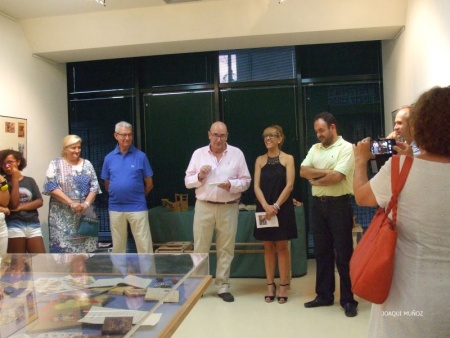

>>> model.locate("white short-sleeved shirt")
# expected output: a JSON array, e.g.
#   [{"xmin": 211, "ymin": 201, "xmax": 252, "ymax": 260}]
[{"xmin": 368, "ymin": 156, "xmax": 450, "ymax": 337}]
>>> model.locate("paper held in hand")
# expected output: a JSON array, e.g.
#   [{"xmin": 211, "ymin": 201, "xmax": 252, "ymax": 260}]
[{"xmin": 255, "ymin": 212, "xmax": 279, "ymax": 228}]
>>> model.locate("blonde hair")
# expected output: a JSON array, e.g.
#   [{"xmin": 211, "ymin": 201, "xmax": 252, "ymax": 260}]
[
  {"xmin": 61, "ymin": 135, "xmax": 82, "ymax": 156},
  {"xmin": 264, "ymin": 125, "xmax": 285, "ymax": 149}
]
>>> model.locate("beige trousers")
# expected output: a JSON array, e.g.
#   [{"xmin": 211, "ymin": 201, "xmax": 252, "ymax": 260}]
[
  {"xmin": 193, "ymin": 200, "xmax": 239, "ymax": 294},
  {"xmin": 109, "ymin": 210, "xmax": 153, "ymax": 254}
]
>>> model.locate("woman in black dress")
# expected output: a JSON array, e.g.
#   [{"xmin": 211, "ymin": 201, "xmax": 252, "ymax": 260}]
[{"xmin": 254, "ymin": 125, "xmax": 297, "ymax": 304}]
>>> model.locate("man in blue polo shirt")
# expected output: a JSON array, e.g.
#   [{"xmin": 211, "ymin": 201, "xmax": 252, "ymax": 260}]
[{"xmin": 101, "ymin": 121, "xmax": 154, "ymax": 253}]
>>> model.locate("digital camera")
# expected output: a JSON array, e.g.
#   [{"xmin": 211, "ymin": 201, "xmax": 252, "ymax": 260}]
[
  {"xmin": 370, "ymin": 138, "xmax": 396, "ymax": 156},
  {"xmin": 369, "ymin": 138, "xmax": 396, "ymax": 174}
]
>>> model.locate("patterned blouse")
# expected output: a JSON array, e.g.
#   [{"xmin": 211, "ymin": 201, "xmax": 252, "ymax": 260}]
[{"xmin": 43, "ymin": 158, "xmax": 101, "ymax": 201}]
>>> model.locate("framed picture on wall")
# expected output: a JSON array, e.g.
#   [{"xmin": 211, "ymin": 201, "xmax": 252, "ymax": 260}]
[
  {"xmin": 391, "ymin": 109, "xmax": 399, "ymax": 127},
  {"xmin": 0, "ymin": 115, "xmax": 27, "ymax": 158}
]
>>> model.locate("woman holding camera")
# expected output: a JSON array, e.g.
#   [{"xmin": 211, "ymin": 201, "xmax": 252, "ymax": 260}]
[{"xmin": 354, "ymin": 86, "xmax": 450, "ymax": 337}]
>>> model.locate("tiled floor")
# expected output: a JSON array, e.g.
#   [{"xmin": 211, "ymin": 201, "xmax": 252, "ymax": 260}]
[{"xmin": 173, "ymin": 259, "xmax": 370, "ymax": 338}]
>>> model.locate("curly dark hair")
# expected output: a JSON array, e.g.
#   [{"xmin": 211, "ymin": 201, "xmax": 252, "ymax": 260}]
[
  {"xmin": 0, "ymin": 149, "xmax": 27, "ymax": 174},
  {"xmin": 410, "ymin": 86, "xmax": 450, "ymax": 157}
]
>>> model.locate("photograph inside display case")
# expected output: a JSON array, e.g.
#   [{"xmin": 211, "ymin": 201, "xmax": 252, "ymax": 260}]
[
  {"xmin": 0, "ymin": 253, "xmax": 210, "ymax": 338},
  {"xmin": 0, "ymin": 290, "xmax": 38, "ymax": 337}
]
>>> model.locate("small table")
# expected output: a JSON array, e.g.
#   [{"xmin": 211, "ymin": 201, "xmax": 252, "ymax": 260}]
[{"xmin": 148, "ymin": 206, "xmax": 307, "ymax": 277}]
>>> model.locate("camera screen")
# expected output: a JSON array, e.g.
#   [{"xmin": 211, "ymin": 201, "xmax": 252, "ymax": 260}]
[{"xmin": 371, "ymin": 139, "xmax": 396, "ymax": 155}]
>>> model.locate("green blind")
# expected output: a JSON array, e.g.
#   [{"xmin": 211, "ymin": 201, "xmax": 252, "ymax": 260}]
[{"xmin": 144, "ymin": 91, "xmax": 215, "ymax": 206}]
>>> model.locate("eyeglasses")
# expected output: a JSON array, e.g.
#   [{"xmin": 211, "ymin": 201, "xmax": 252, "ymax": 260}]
[
  {"xmin": 2, "ymin": 160, "xmax": 17, "ymax": 167},
  {"xmin": 116, "ymin": 133, "xmax": 133, "ymax": 139},
  {"xmin": 262, "ymin": 134, "xmax": 279, "ymax": 140},
  {"xmin": 210, "ymin": 132, "xmax": 228, "ymax": 140}
]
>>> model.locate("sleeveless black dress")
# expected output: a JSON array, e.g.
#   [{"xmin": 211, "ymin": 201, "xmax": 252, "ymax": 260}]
[{"xmin": 254, "ymin": 155, "xmax": 298, "ymax": 241}]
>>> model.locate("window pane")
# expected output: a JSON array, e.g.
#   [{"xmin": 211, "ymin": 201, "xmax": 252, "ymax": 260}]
[
  {"xmin": 68, "ymin": 59, "xmax": 134, "ymax": 93},
  {"xmin": 303, "ymin": 83, "xmax": 383, "ymax": 145},
  {"xmin": 144, "ymin": 91, "xmax": 214, "ymax": 205},
  {"xmin": 302, "ymin": 82, "xmax": 383, "ymax": 256},
  {"xmin": 219, "ymin": 47, "xmax": 296, "ymax": 83},
  {"xmin": 221, "ymin": 86, "xmax": 300, "ymax": 205},
  {"xmin": 298, "ymin": 41, "xmax": 381, "ymax": 78},
  {"xmin": 140, "ymin": 52, "xmax": 213, "ymax": 88}
]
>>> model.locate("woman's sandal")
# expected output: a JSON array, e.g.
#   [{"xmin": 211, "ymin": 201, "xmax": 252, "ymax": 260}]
[
  {"xmin": 265, "ymin": 282, "xmax": 276, "ymax": 303},
  {"xmin": 278, "ymin": 283, "xmax": 289, "ymax": 304}
]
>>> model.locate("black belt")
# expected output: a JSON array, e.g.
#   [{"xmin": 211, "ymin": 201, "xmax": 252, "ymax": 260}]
[
  {"xmin": 202, "ymin": 199, "xmax": 240, "ymax": 205},
  {"xmin": 313, "ymin": 194, "xmax": 351, "ymax": 202}
]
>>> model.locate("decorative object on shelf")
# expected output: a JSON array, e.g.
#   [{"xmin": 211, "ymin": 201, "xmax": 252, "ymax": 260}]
[
  {"xmin": 161, "ymin": 193, "xmax": 188, "ymax": 211},
  {"xmin": 155, "ymin": 241, "xmax": 193, "ymax": 253},
  {"xmin": 238, "ymin": 204, "xmax": 256, "ymax": 211}
]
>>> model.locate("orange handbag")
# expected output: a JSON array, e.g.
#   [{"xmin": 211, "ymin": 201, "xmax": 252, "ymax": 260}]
[{"xmin": 350, "ymin": 155, "xmax": 413, "ymax": 304}]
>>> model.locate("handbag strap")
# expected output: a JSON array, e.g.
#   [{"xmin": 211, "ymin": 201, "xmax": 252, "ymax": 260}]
[
  {"xmin": 79, "ymin": 159, "xmax": 86, "ymax": 203},
  {"xmin": 386, "ymin": 155, "xmax": 414, "ymax": 228}
]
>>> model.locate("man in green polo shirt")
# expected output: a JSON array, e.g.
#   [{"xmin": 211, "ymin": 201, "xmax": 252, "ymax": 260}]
[{"xmin": 300, "ymin": 112, "xmax": 358, "ymax": 317}]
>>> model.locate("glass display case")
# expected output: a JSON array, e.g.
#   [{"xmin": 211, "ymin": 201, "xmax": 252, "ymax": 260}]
[{"xmin": 0, "ymin": 253, "xmax": 210, "ymax": 338}]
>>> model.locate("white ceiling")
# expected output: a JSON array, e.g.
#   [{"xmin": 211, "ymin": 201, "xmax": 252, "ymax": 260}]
[
  {"xmin": 0, "ymin": 0, "xmax": 407, "ymax": 64},
  {"xmin": 0, "ymin": 0, "xmax": 223, "ymax": 19}
]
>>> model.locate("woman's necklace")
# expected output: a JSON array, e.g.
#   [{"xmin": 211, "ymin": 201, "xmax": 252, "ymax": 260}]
[{"xmin": 267, "ymin": 151, "xmax": 280, "ymax": 165}]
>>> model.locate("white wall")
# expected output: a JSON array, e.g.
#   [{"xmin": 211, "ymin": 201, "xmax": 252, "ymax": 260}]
[
  {"xmin": 20, "ymin": 0, "xmax": 407, "ymax": 63},
  {"xmin": 0, "ymin": 15, "xmax": 68, "ymax": 250},
  {"xmin": 382, "ymin": 0, "xmax": 450, "ymax": 133}
]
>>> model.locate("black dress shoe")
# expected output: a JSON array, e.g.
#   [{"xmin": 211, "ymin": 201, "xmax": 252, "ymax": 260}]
[
  {"xmin": 304, "ymin": 297, "xmax": 334, "ymax": 308},
  {"xmin": 218, "ymin": 292, "xmax": 235, "ymax": 302},
  {"xmin": 343, "ymin": 303, "xmax": 358, "ymax": 317}
]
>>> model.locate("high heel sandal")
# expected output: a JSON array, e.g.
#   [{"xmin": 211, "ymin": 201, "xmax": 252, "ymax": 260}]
[
  {"xmin": 277, "ymin": 283, "xmax": 289, "ymax": 304},
  {"xmin": 265, "ymin": 283, "xmax": 276, "ymax": 303}
]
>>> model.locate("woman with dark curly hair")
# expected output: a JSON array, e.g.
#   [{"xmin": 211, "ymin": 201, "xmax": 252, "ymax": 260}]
[
  {"xmin": 0, "ymin": 149, "xmax": 45, "ymax": 253},
  {"xmin": 353, "ymin": 86, "xmax": 450, "ymax": 337},
  {"xmin": 43, "ymin": 135, "xmax": 101, "ymax": 253}
]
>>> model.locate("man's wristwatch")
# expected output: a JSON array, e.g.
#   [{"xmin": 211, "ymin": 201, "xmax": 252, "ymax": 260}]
[{"xmin": 0, "ymin": 179, "xmax": 8, "ymax": 192}]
